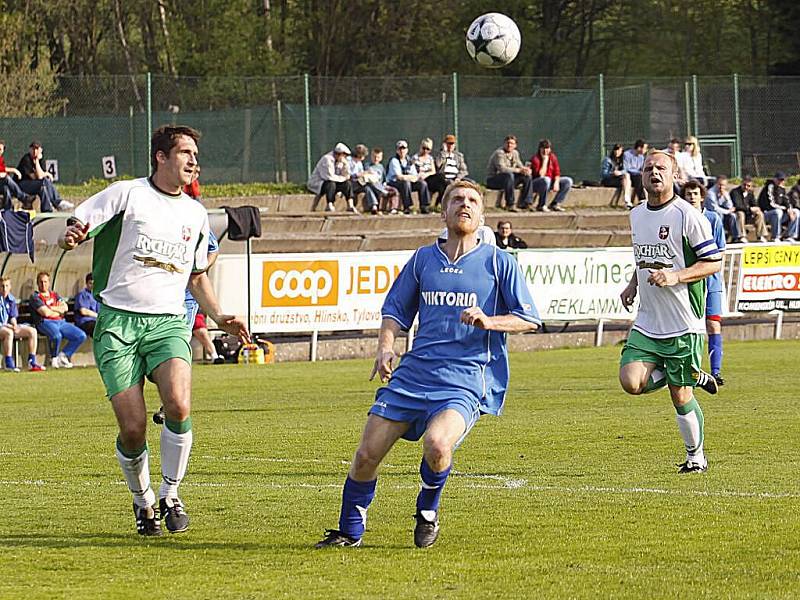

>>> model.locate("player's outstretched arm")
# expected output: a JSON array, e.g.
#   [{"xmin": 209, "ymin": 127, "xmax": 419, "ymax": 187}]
[
  {"xmin": 370, "ymin": 317, "xmax": 402, "ymax": 382},
  {"xmin": 460, "ymin": 306, "xmax": 538, "ymax": 333},
  {"xmin": 188, "ymin": 271, "xmax": 251, "ymax": 343}
]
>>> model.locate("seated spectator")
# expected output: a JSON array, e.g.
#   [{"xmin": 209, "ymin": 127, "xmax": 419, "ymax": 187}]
[
  {"xmin": 683, "ymin": 135, "xmax": 715, "ymax": 189},
  {"xmin": 486, "ymin": 134, "xmax": 533, "ymax": 211},
  {"xmin": 16, "ymin": 141, "xmax": 73, "ymax": 212},
  {"xmin": 601, "ymin": 144, "xmax": 633, "ymax": 209},
  {"xmin": 530, "ymin": 139, "xmax": 572, "ymax": 212},
  {"xmin": 74, "ymin": 272, "xmax": 98, "ymax": 337},
  {"xmin": 308, "ymin": 142, "xmax": 355, "ymax": 212},
  {"xmin": 360, "ymin": 147, "xmax": 388, "ymax": 215},
  {"xmin": 0, "ymin": 276, "xmax": 44, "ymax": 372},
  {"xmin": 495, "ymin": 220, "xmax": 528, "ymax": 250},
  {"xmin": 192, "ymin": 311, "xmax": 225, "ymax": 364},
  {"xmin": 666, "ymin": 137, "xmax": 692, "ymax": 196},
  {"xmin": 730, "ymin": 176, "xmax": 767, "ymax": 243},
  {"xmin": 387, "ymin": 140, "xmax": 431, "ymax": 214},
  {"xmin": 428, "ymin": 134, "xmax": 470, "ymax": 208},
  {"xmin": 29, "ymin": 271, "xmax": 86, "ymax": 369},
  {"xmin": 758, "ymin": 171, "xmax": 798, "ymax": 242},
  {"xmin": 348, "ymin": 144, "xmax": 372, "ymax": 214},
  {"xmin": 623, "ymin": 139, "xmax": 648, "ymax": 203},
  {"xmin": 704, "ymin": 175, "xmax": 746, "ymax": 243},
  {"xmin": 412, "ymin": 138, "xmax": 436, "ymax": 185},
  {"xmin": 0, "ymin": 141, "xmax": 34, "ymax": 210}
]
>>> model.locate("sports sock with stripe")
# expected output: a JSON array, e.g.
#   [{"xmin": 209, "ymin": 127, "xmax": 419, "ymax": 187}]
[
  {"xmin": 159, "ymin": 417, "xmax": 193, "ymax": 499},
  {"xmin": 115, "ymin": 437, "xmax": 156, "ymax": 508},
  {"xmin": 675, "ymin": 396, "xmax": 705, "ymax": 463},
  {"xmin": 338, "ymin": 476, "xmax": 377, "ymax": 540},
  {"xmin": 416, "ymin": 458, "xmax": 451, "ymax": 518}
]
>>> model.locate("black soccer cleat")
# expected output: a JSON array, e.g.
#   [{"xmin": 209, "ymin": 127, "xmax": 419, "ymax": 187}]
[
  {"xmin": 677, "ymin": 460, "xmax": 708, "ymax": 474},
  {"xmin": 693, "ymin": 369, "xmax": 718, "ymax": 395},
  {"xmin": 134, "ymin": 502, "xmax": 162, "ymax": 536},
  {"xmin": 413, "ymin": 511, "xmax": 440, "ymax": 548},
  {"xmin": 159, "ymin": 497, "xmax": 190, "ymax": 533},
  {"xmin": 314, "ymin": 529, "xmax": 362, "ymax": 549},
  {"xmin": 713, "ymin": 372, "xmax": 725, "ymax": 386},
  {"xmin": 152, "ymin": 406, "xmax": 165, "ymax": 425}
]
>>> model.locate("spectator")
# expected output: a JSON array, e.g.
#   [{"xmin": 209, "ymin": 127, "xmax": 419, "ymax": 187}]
[
  {"xmin": 183, "ymin": 164, "xmax": 201, "ymax": 199},
  {"xmin": 0, "ymin": 141, "xmax": 34, "ymax": 210},
  {"xmin": 730, "ymin": 176, "xmax": 767, "ymax": 243},
  {"xmin": 412, "ymin": 138, "xmax": 436, "ymax": 185},
  {"xmin": 28, "ymin": 271, "xmax": 86, "ymax": 369},
  {"xmin": 530, "ymin": 139, "xmax": 572, "ymax": 212},
  {"xmin": 348, "ymin": 144, "xmax": 372, "ymax": 213},
  {"xmin": 192, "ymin": 311, "xmax": 225, "ymax": 364},
  {"xmin": 666, "ymin": 138, "xmax": 692, "ymax": 196},
  {"xmin": 486, "ymin": 134, "xmax": 533, "ymax": 211},
  {"xmin": 74, "ymin": 272, "xmax": 99, "ymax": 337},
  {"xmin": 363, "ymin": 147, "xmax": 389, "ymax": 215},
  {"xmin": 623, "ymin": 139, "xmax": 648, "ymax": 203},
  {"xmin": 0, "ymin": 276, "xmax": 44, "ymax": 372},
  {"xmin": 308, "ymin": 142, "xmax": 354, "ymax": 212},
  {"xmin": 704, "ymin": 175, "xmax": 746, "ymax": 243},
  {"xmin": 429, "ymin": 134, "xmax": 470, "ymax": 208},
  {"xmin": 16, "ymin": 141, "xmax": 73, "ymax": 212},
  {"xmin": 758, "ymin": 171, "xmax": 797, "ymax": 242},
  {"xmin": 387, "ymin": 140, "xmax": 431, "ymax": 214},
  {"xmin": 495, "ymin": 220, "xmax": 528, "ymax": 250},
  {"xmin": 683, "ymin": 135, "xmax": 715, "ymax": 189},
  {"xmin": 601, "ymin": 144, "xmax": 633, "ymax": 209}
]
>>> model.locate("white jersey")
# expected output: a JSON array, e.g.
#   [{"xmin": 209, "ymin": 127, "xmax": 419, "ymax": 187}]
[
  {"xmin": 74, "ymin": 178, "xmax": 210, "ymax": 315},
  {"xmin": 629, "ymin": 197, "xmax": 721, "ymax": 338}
]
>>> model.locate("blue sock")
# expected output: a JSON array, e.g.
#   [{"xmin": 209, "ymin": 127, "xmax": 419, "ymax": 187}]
[
  {"xmin": 416, "ymin": 458, "xmax": 451, "ymax": 514},
  {"xmin": 4, "ymin": 356, "xmax": 15, "ymax": 369},
  {"xmin": 708, "ymin": 333, "xmax": 723, "ymax": 375},
  {"xmin": 338, "ymin": 476, "xmax": 377, "ymax": 540},
  {"xmin": 27, "ymin": 353, "xmax": 36, "ymax": 366}
]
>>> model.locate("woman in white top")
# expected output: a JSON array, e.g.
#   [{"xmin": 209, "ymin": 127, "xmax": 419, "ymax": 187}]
[{"xmin": 683, "ymin": 135, "xmax": 715, "ymax": 189}]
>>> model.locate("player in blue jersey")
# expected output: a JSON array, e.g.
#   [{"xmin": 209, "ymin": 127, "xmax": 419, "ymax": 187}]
[
  {"xmin": 682, "ymin": 180, "xmax": 726, "ymax": 385},
  {"xmin": 315, "ymin": 181, "xmax": 540, "ymax": 549}
]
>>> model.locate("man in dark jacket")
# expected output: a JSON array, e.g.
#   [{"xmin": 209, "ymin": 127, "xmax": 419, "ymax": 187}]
[
  {"xmin": 730, "ymin": 176, "xmax": 766, "ymax": 242},
  {"xmin": 495, "ymin": 220, "xmax": 528, "ymax": 250},
  {"xmin": 758, "ymin": 172, "xmax": 798, "ymax": 241}
]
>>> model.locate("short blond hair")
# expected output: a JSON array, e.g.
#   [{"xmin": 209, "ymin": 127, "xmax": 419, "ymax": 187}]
[
  {"xmin": 0, "ymin": 276, "xmax": 10, "ymax": 285},
  {"xmin": 645, "ymin": 149, "xmax": 677, "ymax": 172},
  {"xmin": 441, "ymin": 180, "xmax": 483, "ymax": 210}
]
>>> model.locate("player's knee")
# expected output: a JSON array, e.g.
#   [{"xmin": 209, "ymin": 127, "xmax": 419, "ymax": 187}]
[
  {"xmin": 619, "ymin": 372, "xmax": 644, "ymax": 395},
  {"xmin": 352, "ymin": 445, "xmax": 381, "ymax": 472},
  {"xmin": 423, "ymin": 438, "xmax": 452, "ymax": 470},
  {"xmin": 118, "ymin": 422, "xmax": 147, "ymax": 449},
  {"xmin": 164, "ymin": 397, "xmax": 191, "ymax": 422}
]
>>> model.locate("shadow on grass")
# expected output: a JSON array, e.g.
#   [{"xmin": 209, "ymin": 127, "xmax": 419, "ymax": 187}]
[{"xmin": 0, "ymin": 533, "xmax": 310, "ymax": 551}]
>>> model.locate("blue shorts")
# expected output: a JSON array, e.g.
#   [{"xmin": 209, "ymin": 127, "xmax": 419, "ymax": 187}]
[
  {"xmin": 369, "ymin": 386, "xmax": 481, "ymax": 443},
  {"xmin": 185, "ymin": 298, "xmax": 199, "ymax": 326},
  {"xmin": 705, "ymin": 290, "xmax": 723, "ymax": 319}
]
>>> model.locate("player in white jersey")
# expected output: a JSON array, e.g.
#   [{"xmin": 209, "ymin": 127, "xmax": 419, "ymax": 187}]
[
  {"xmin": 59, "ymin": 126, "xmax": 249, "ymax": 536},
  {"xmin": 618, "ymin": 150, "xmax": 722, "ymax": 474}
]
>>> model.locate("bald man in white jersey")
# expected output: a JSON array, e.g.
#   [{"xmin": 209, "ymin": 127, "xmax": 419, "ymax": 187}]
[{"xmin": 619, "ymin": 150, "xmax": 721, "ymax": 474}]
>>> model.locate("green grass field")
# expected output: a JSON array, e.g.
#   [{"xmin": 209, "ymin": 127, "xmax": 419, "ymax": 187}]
[{"xmin": 1, "ymin": 340, "xmax": 799, "ymax": 599}]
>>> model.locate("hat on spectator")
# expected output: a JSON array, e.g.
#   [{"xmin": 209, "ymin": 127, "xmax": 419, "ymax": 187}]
[
  {"xmin": 443, "ymin": 134, "xmax": 457, "ymax": 143},
  {"xmin": 420, "ymin": 138, "xmax": 433, "ymax": 150},
  {"xmin": 775, "ymin": 171, "xmax": 787, "ymax": 180},
  {"xmin": 396, "ymin": 140, "xmax": 408, "ymax": 149},
  {"xmin": 333, "ymin": 142, "xmax": 351, "ymax": 155}
]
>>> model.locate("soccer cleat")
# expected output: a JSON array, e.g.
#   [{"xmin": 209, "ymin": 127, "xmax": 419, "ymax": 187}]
[
  {"xmin": 314, "ymin": 529, "xmax": 362, "ymax": 549},
  {"xmin": 57, "ymin": 352, "xmax": 74, "ymax": 369},
  {"xmin": 133, "ymin": 502, "xmax": 163, "ymax": 536},
  {"xmin": 159, "ymin": 497, "xmax": 190, "ymax": 533},
  {"xmin": 693, "ymin": 369, "xmax": 718, "ymax": 395},
  {"xmin": 677, "ymin": 460, "xmax": 708, "ymax": 474},
  {"xmin": 713, "ymin": 372, "xmax": 725, "ymax": 386},
  {"xmin": 152, "ymin": 406, "xmax": 165, "ymax": 425},
  {"xmin": 413, "ymin": 511, "xmax": 440, "ymax": 548}
]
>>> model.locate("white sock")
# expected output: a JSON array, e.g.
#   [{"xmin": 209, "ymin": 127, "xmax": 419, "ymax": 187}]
[
  {"xmin": 159, "ymin": 426, "xmax": 193, "ymax": 499},
  {"xmin": 676, "ymin": 412, "xmax": 704, "ymax": 463},
  {"xmin": 116, "ymin": 443, "xmax": 156, "ymax": 508}
]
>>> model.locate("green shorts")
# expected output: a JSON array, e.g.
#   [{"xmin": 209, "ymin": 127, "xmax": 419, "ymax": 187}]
[
  {"xmin": 93, "ymin": 304, "xmax": 191, "ymax": 398},
  {"xmin": 620, "ymin": 329, "xmax": 703, "ymax": 388}
]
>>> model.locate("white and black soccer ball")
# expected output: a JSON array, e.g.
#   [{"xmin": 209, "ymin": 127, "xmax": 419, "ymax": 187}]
[{"xmin": 465, "ymin": 13, "xmax": 521, "ymax": 68}]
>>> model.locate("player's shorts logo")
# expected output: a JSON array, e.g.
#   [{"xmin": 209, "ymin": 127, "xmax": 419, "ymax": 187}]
[
  {"xmin": 658, "ymin": 225, "xmax": 670, "ymax": 240},
  {"xmin": 261, "ymin": 260, "xmax": 338, "ymax": 307}
]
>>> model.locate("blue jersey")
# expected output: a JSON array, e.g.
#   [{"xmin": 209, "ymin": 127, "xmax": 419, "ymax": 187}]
[
  {"xmin": 703, "ymin": 209, "xmax": 725, "ymax": 294},
  {"xmin": 381, "ymin": 241, "xmax": 540, "ymax": 416}
]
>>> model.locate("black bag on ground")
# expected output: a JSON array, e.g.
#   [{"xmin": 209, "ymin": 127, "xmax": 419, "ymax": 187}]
[{"xmin": 213, "ymin": 335, "xmax": 242, "ymax": 363}]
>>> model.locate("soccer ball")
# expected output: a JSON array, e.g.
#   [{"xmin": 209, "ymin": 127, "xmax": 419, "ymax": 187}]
[{"xmin": 465, "ymin": 13, "xmax": 521, "ymax": 68}]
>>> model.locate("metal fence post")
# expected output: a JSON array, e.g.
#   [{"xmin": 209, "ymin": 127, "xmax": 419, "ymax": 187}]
[
  {"xmin": 733, "ymin": 73, "xmax": 742, "ymax": 178},
  {"xmin": 598, "ymin": 74, "xmax": 605, "ymax": 157},
  {"xmin": 692, "ymin": 74, "xmax": 699, "ymax": 137},
  {"xmin": 146, "ymin": 72, "xmax": 152, "ymax": 176},
  {"xmin": 684, "ymin": 80, "xmax": 692, "ymax": 135},
  {"xmin": 304, "ymin": 73, "xmax": 311, "ymax": 180},
  {"xmin": 452, "ymin": 72, "xmax": 459, "ymax": 142}
]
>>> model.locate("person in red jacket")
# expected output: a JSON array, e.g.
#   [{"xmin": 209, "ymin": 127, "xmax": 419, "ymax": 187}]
[{"xmin": 530, "ymin": 139, "xmax": 573, "ymax": 212}]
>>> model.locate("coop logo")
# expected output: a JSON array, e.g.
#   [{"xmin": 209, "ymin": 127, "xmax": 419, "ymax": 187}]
[{"xmin": 261, "ymin": 260, "xmax": 338, "ymax": 307}]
